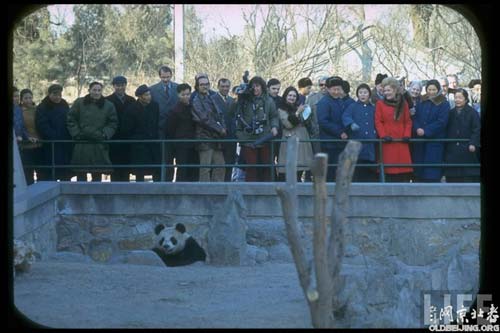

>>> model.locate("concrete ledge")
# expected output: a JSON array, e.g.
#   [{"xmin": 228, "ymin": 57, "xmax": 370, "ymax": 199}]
[
  {"xmin": 59, "ymin": 182, "xmax": 480, "ymax": 197},
  {"xmin": 14, "ymin": 182, "xmax": 60, "ymax": 217},
  {"xmin": 57, "ymin": 183, "xmax": 480, "ymax": 219}
]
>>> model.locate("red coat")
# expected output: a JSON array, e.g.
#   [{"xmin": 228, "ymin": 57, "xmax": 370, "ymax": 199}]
[{"xmin": 375, "ymin": 100, "xmax": 413, "ymax": 174}]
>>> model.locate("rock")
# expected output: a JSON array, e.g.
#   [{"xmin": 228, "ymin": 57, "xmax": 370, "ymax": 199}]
[
  {"xmin": 14, "ymin": 239, "xmax": 36, "ymax": 274},
  {"xmin": 267, "ymin": 244, "xmax": 292, "ymax": 263},
  {"xmin": 246, "ymin": 219, "xmax": 288, "ymax": 247},
  {"xmin": 207, "ymin": 191, "xmax": 248, "ymax": 266},
  {"xmin": 88, "ymin": 239, "xmax": 114, "ymax": 263},
  {"xmin": 244, "ymin": 245, "xmax": 257, "ymax": 266},
  {"xmin": 117, "ymin": 235, "xmax": 155, "ymax": 251},
  {"xmin": 255, "ymin": 248, "xmax": 269, "ymax": 264},
  {"xmin": 123, "ymin": 250, "xmax": 165, "ymax": 266},
  {"xmin": 48, "ymin": 251, "xmax": 93, "ymax": 263}
]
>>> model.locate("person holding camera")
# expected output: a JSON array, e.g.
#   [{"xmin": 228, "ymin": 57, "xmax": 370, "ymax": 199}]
[
  {"xmin": 233, "ymin": 76, "xmax": 279, "ymax": 182},
  {"xmin": 191, "ymin": 76, "xmax": 227, "ymax": 182}
]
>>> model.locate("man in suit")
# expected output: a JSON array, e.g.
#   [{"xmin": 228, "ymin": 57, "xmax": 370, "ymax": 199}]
[
  {"xmin": 149, "ymin": 66, "xmax": 179, "ymax": 181},
  {"xmin": 212, "ymin": 78, "xmax": 236, "ymax": 181}
]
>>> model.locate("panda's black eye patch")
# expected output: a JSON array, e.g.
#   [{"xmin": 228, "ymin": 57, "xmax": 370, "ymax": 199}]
[
  {"xmin": 170, "ymin": 237, "xmax": 178, "ymax": 245},
  {"xmin": 159, "ymin": 237, "xmax": 165, "ymax": 245}
]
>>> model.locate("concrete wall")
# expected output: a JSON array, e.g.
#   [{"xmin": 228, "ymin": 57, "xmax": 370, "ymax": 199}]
[{"xmin": 13, "ymin": 182, "xmax": 481, "ymax": 328}]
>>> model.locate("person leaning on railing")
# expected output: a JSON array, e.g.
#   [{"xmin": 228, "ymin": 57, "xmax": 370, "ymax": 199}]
[
  {"xmin": 231, "ymin": 76, "xmax": 279, "ymax": 182},
  {"xmin": 121, "ymin": 84, "xmax": 161, "ymax": 182},
  {"xmin": 66, "ymin": 81, "xmax": 118, "ymax": 182},
  {"xmin": 444, "ymin": 88, "xmax": 480, "ymax": 183},
  {"xmin": 276, "ymin": 86, "xmax": 313, "ymax": 182},
  {"xmin": 342, "ymin": 83, "xmax": 378, "ymax": 182},
  {"xmin": 35, "ymin": 84, "xmax": 74, "ymax": 181},
  {"xmin": 411, "ymin": 79, "xmax": 450, "ymax": 183},
  {"xmin": 374, "ymin": 77, "xmax": 413, "ymax": 183},
  {"xmin": 18, "ymin": 89, "xmax": 45, "ymax": 184}
]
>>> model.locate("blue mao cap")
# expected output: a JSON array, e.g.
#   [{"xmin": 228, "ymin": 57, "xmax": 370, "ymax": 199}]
[
  {"xmin": 112, "ymin": 75, "xmax": 127, "ymax": 85},
  {"xmin": 135, "ymin": 84, "xmax": 150, "ymax": 97}
]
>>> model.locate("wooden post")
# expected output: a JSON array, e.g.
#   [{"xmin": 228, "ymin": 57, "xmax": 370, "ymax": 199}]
[{"xmin": 276, "ymin": 138, "xmax": 361, "ymax": 328}]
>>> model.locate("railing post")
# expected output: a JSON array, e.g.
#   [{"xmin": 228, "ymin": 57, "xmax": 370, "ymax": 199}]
[
  {"xmin": 161, "ymin": 140, "xmax": 165, "ymax": 182},
  {"xmin": 378, "ymin": 139, "xmax": 385, "ymax": 183},
  {"xmin": 270, "ymin": 139, "xmax": 275, "ymax": 182},
  {"xmin": 51, "ymin": 141, "xmax": 56, "ymax": 181}
]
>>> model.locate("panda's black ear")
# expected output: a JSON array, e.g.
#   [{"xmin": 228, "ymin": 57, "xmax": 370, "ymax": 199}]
[
  {"xmin": 175, "ymin": 223, "xmax": 186, "ymax": 233},
  {"xmin": 154, "ymin": 224, "xmax": 165, "ymax": 235}
]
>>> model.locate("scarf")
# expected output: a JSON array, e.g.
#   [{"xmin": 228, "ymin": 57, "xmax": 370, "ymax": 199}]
[{"xmin": 383, "ymin": 92, "xmax": 405, "ymax": 121}]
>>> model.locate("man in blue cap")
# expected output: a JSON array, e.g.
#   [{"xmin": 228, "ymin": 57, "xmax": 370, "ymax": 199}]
[
  {"xmin": 121, "ymin": 84, "xmax": 161, "ymax": 182},
  {"xmin": 106, "ymin": 75, "xmax": 136, "ymax": 181}
]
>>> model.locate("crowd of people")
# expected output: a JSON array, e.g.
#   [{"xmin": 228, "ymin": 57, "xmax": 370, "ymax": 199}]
[{"xmin": 13, "ymin": 67, "xmax": 481, "ymax": 184}]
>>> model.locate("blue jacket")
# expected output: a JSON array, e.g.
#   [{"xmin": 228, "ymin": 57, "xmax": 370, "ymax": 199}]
[
  {"xmin": 14, "ymin": 104, "xmax": 28, "ymax": 140},
  {"xmin": 342, "ymin": 100, "xmax": 376, "ymax": 162},
  {"xmin": 317, "ymin": 94, "xmax": 348, "ymax": 150},
  {"xmin": 149, "ymin": 80, "xmax": 179, "ymax": 138},
  {"xmin": 412, "ymin": 94, "xmax": 450, "ymax": 180},
  {"xmin": 35, "ymin": 97, "xmax": 73, "ymax": 166}
]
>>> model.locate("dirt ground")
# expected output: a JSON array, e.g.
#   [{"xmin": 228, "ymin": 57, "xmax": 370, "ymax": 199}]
[{"xmin": 13, "ymin": 260, "xmax": 312, "ymax": 328}]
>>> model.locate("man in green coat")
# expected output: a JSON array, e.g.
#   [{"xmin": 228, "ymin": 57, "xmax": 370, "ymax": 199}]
[{"xmin": 67, "ymin": 81, "xmax": 118, "ymax": 181}]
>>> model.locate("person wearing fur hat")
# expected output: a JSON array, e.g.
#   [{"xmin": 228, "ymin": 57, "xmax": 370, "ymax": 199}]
[
  {"xmin": 106, "ymin": 75, "xmax": 136, "ymax": 181},
  {"xmin": 374, "ymin": 77, "xmax": 413, "ymax": 182},
  {"xmin": 317, "ymin": 76, "xmax": 349, "ymax": 181},
  {"xmin": 371, "ymin": 73, "xmax": 388, "ymax": 104},
  {"xmin": 411, "ymin": 79, "xmax": 450, "ymax": 182},
  {"xmin": 468, "ymin": 79, "xmax": 481, "ymax": 114},
  {"xmin": 120, "ymin": 84, "xmax": 161, "ymax": 182},
  {"xmin": 66, "ymin": 82, "xmax": 118, "ymax": 181}
]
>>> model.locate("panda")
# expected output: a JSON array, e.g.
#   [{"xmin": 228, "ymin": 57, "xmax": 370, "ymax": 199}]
[{"xmin": 152, "ymin": 223, "xmax": 206, "ymax": 267}]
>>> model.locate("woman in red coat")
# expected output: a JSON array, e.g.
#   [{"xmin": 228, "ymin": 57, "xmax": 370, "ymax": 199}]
[{"xmin": 375, "ymin": 77, "xmax": 414, "ymax": 182}]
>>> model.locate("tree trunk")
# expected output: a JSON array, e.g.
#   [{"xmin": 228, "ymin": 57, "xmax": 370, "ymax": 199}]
[{"xmin": 276, "ymin": 138, "xmax": 361, "ymax": 328}]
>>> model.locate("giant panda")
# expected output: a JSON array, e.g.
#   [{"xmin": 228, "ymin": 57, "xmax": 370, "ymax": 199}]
[{"xmin": 152, "ymin": 223, "xmax": 206, "ymax": 267}]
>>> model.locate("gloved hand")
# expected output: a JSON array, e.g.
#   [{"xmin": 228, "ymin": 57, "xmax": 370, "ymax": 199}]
[
  {"xmin": 383, "ymin": 136, "xmax": 393, "ymax": 142},
  {"xmin": 402, "ymin": 137, "xmax": 411, "ymax": 143},
  {"xmin": 350, "ymin": 123, "xmax": 360, "ymax": 132}
]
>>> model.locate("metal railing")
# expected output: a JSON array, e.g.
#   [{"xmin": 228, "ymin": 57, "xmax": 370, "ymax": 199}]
[{"xmin": 19, "ymin": 137, "xmax": 480, "ymax": 183}]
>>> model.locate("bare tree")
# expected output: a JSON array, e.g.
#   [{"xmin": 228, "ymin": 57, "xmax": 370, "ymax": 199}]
[{"xmin": 276, "ymin": 137, "xmax": 361, "ymax": 328}]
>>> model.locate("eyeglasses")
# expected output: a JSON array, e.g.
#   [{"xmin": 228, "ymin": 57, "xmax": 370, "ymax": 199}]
[
  {"xmin": 199, "ymin": 83, "xmax": 210, "ymax": 87},
  {"xmin": 319, "ymin": 84, "xmax": 325, "ymax": 87}
]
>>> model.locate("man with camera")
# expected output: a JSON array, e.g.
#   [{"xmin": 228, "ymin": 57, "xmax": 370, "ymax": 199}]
[
  {"xmin": 233, "ymin": 76, "xmax": 279, "ymax": 182},
  {"xmin": 191, "ymin": 76, "xmax": 227, "ymax": 182}
]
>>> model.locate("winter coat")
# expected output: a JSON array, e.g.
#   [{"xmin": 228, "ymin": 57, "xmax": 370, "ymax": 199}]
[
  {"xmin": 14, "ymin": 104, "xmax": 29, "ymax": 140},
  {"xmin": 35, "ymin": 97, "xmax": 73, "ymax": 168},
  {"xmin": 191, "ymin": 92, "xmax": 227, "ymax": 151},
  {"xmin": 106, "ymin": 93, "xmax": 136, "ymax": 165},
  {"xmin": 149, "ymin": 81, "xmax": 179, "ymax": 139},
  {"xmin": 121, "ymin": 100, "xmax": 161, "ymax": 168},
  {"xmin": 19, "ymin": 104, "xmax": 42, "ymax": 150},
  {"xmin": 374, "ymin": 99, "xmax": 413, "ymax": 174},
  {"xmin": 342, "ymin": 100, "xmax": 377, "ymax": 162},
  {"xmin": 411, "ymin": 94, "xmax": 450, "ymax": 181},
  {"xmin": 317, "ymin": 94, "xmax": 348, "ymax": 151},
  {"xmin": 444, "ymin": 104, "xmax": 480, "ymax": 178},
  {"xmin": 212, "ymin": 93, "xmax": 236, "ymax": 139},
  {"xmin": 277, "ymin": 103, "xmax": 313, "ymax": 173},
  {"xmin": 305, "ymin": 92, "xmax": 325, "ymax": 154},
  {"xmin": 167, "ymin": 102, "xmax": 196, "ymax": 140},
  {"xmin": 66, "ymin": 95, "xmax": 118, "ymax": 172},
  {"xmin": 232, "ymin": 93, "xmax": 279, "ymax": 147}
]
